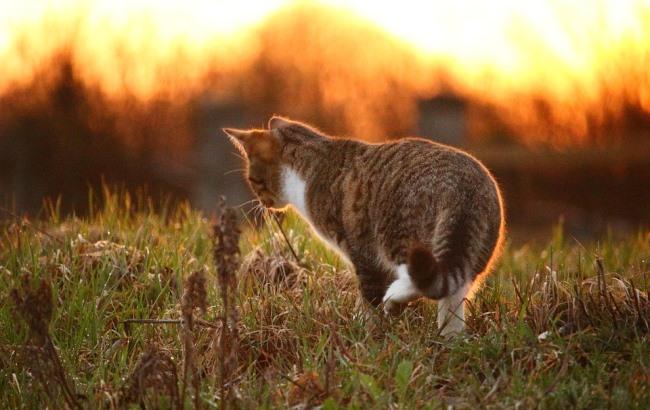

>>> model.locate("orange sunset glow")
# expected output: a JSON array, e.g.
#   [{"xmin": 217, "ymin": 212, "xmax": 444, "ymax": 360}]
[
  {"xmin": 3, "ymin": 5, "xmax": 650, "ymax": 406},
  {"xmin": 1, "ymin": 0, "xmax": 650, "ymax": 144}
]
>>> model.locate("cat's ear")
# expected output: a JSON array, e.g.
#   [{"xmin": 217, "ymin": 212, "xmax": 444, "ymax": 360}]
[
  {"xmin": 222, "ymin": 128, "xmax": 279, "ymax": 160},
  {"xmin": 268, "ymin": 116, "xmax": 326, "ymax": 143},
  {"xmin": 222, "ymin": 128, "xmax": 250, "ymax": 142},
  {"xmin": 222, "ymin": 128, "xmax": 251, "ymax": 155},
  {"xmin": 268, "ymin": 115, "xmax": 292, "ymax": 130}
]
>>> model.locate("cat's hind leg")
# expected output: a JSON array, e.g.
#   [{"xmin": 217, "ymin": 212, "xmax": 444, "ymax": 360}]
[
  {"xmin": 383, "ymin": 264, "xmax": 422, "ymax": 314},
  {"xmin": 436, "ymin": 281, "xmax": 471, "ymax": 336}
]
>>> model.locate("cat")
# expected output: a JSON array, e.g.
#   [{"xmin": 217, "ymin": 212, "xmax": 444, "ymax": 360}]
[{"xmin": 223, "ymin": 116, "xmax": 505, "ymax": 335}]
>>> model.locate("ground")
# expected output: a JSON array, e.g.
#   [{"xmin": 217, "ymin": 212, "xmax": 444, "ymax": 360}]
[{"xmin": 1, "ymin": 191, "xmax": 648, "ymax": 409}]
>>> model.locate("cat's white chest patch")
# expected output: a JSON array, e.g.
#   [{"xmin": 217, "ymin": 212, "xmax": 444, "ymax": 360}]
[
  {"xmin": 281, "ymin": 166, "xmax": 309, "ymax": 218},
  {"xmin": 280, "ymin": 166, "xmax": 351, "ymax": 265}
]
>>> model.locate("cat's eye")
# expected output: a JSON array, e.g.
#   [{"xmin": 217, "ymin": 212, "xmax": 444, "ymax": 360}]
[{"xmin": 248, "ymin": 177, "xmax": 266, "ymax": 189}]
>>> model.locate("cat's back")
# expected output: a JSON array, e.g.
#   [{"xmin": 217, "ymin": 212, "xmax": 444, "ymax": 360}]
[
  {"xmin": 360, "ymin": 137, "xmax": 498, "ymax": 198},
  {"xmin": 327, "ymin": 136, "xmax": 502, "ymax": 218},
  {"xmin": 336, "ymin": 137, "xmax": 504, "ymax": 274}
]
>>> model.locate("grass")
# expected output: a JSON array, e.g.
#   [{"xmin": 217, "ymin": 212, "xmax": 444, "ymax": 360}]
[{"xmin": 1, "ymin": 190, "xmax": 649, "ymax": 409}]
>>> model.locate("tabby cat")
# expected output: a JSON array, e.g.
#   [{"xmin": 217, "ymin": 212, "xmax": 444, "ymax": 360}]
[{"xmin": 223, "ymin": 117, "xmax": 505, "ymax": 335}]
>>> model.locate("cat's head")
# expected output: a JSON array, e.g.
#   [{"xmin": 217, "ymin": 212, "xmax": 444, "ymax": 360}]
[{"xmin": 223, "ymin": 116, "xmax": 324, "ymax": 210}]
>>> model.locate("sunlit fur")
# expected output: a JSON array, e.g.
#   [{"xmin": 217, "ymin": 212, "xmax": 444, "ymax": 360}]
[
  {"xmin": 224, "ymin": 116, "xmax": 505, "ymax": 335},
  {"xmin": 223, "ymin": 127, "xmax": 284, "ymax": 210}
]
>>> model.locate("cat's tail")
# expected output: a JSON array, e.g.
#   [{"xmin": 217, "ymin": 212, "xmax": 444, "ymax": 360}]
[{"xmin": 407, "ymin": 242, "xmax": 463, "ymax": 299}]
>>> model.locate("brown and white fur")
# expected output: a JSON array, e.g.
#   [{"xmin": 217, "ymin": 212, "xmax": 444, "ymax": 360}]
[{"xmin": 224, "ymin": 116, "xmax": 505, "ymax": 336}]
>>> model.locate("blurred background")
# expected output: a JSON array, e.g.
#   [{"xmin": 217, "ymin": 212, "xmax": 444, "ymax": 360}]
[{"xmin": 1, "ymin": 0, "xmax": 649, "ymax": 242}]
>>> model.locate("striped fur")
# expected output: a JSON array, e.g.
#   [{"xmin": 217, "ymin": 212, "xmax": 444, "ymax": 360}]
[{"xmin": 224, "ymin": 116, "xmax": 505, "ymax": 334}]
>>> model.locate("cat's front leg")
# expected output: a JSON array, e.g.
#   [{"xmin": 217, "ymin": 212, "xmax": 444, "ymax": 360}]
[{"xmin": 353, "ymin": 261, "xmax": 391, "ymax": 307}]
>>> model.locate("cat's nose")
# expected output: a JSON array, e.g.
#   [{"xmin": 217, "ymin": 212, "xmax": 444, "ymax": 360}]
[{"xmin": 261, "ymin": 195, "xmax": 275, "ymax": 208}]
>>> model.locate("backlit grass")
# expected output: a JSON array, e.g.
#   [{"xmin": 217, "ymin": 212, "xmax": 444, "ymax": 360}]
[{"xmin": 1, "ymin": 191, "xmax": 648, "ymax": 408}]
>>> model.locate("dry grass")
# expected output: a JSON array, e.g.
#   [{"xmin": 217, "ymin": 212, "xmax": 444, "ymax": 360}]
[
  {"xmin": 0, "ymin": 190, "xmax": 648, "ymax": 408},
  {"xmin": 10, "ymin": 275, "xmax": 82, "ymax": 409}
]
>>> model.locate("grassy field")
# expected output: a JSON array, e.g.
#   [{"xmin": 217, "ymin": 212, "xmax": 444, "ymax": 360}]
[{"xmin": 1, "ymin": 191, "xmax": 649, "ymax": 409}]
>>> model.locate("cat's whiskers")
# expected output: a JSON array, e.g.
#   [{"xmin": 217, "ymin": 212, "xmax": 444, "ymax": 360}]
[
  {"xmin": 223, "ymin": 168, "xmax": 246, "ymax": 176},
  {"xmin": 243, "ymin": 202, "xmax": 265, "ymax": 223},
  {"xmin": 234, "ymin": 198, "xmax": 261, "ymax": 209},
  {"xmin": 229, "ymin": 151, "xmax": 247, "ymax": 162}
]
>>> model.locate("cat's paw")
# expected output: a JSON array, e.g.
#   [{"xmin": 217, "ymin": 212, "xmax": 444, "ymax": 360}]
[
  {"xmin": 382, "ymin": 277, "xmax": 419, "ymax": 315},
  {"xmin": 382, "ymin": 299, "xmax": 402, "ymax": 315},
  {"xmin": 439, "ymin": 322, "xmax": 466, "ymax": 338}
]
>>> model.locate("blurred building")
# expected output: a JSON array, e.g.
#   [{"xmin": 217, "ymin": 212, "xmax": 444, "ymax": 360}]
[
  {"xmin": 193, "ymin": 96, "xmax": 254, "ymax": 214},
  {"xmin": 417, "ymin": 94, "xmax": 468, "ymax": 146}
]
